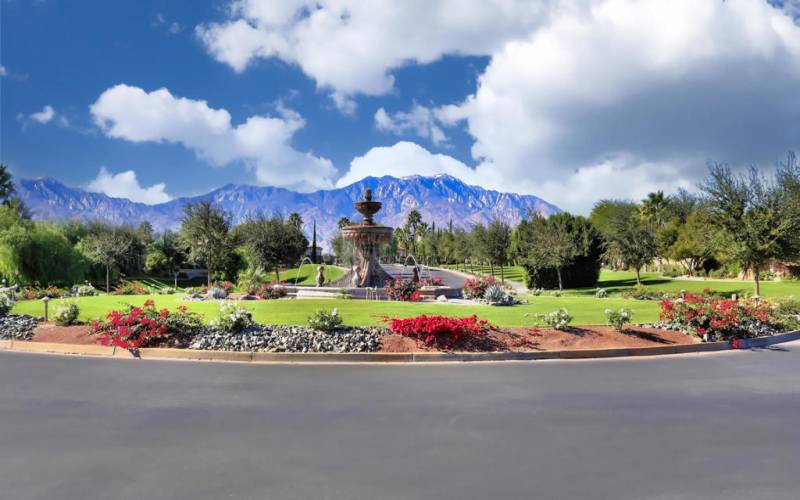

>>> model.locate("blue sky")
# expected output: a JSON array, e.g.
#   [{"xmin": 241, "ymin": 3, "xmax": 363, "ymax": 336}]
[{"xmin": 2, "ymin": 0, "xmax": 800, "ymax": 212}]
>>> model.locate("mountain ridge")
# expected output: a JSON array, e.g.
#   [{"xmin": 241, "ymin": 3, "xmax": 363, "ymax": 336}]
[{"xmin": 16, "ymin": 175, "xmax": 560, "ymax": 249}]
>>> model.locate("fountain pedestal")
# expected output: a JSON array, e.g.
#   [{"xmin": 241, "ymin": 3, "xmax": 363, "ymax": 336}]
[{"xmin": 341, "ymin": 189, "xmax": 394, "ymax": 288}]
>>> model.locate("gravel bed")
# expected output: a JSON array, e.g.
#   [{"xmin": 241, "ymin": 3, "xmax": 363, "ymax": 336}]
[
  {"xmin": 190, "ymin": 325, "xmax": 383, "ymax": 353},
  {"xmin": 0, "ymin": 315, "xmax": 41, "ymax": 341}
]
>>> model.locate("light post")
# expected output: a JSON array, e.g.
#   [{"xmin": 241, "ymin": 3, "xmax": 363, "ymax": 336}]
[{"xmin": 42, "ymin": 296, "xmax": 50, "ymax": 322}]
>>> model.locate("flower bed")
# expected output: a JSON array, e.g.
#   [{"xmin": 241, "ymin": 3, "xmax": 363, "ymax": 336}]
[
  {"xmin": 384, "ymin": 314, "xmax": 495, "ymax": 350},
  {"xmin": 91, "ymin": 300, "xmax": 203, "ymax": 351},
  {"xmin": 385, "ymin": 279, "xmax": 422, "ymax": 301},
  {"xmin": 462, "ymin": 276, "xmax": 497, "ymax": 299},
  {"xmin": 658, "ymin": 292, "xmax": 775, "ymax": 341}
]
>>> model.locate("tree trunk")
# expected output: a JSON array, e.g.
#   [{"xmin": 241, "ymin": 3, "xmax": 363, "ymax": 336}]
[
  {"xmin": 174, "ymin": 272, "xmax": 178, "ymax": 289},
  {"xmin": 105, "ymin": 265, "xmax": 110, "ymax": 294},
  {"xmin": 754, "ymin": 268, "xmax": 761, "ymax": 297},
  {"xmin": 207, "ymin": 266, "xmax": 212, "ymax": 287},
  {"xmin": 500, "ymin": 263, "xmax": 505, "ymax": 285},
  {"xmin": 556, "ymin": 267, "xmax": 563, "ymax": 291},
  {"xmin": 490, "ymin": 262, "xmax": 495, "ymax": 278},
  {"xmin": 275, "ymin": 268, "xmax": 281, "ymax": 283},
  {"xmin": 635, "ymin": 267, "xmax": 641, "ymax": 286}
]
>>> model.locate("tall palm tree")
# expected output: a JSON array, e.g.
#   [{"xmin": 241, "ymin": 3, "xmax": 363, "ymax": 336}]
[{"xmin": 640, "ymin": 191, "xmax": 670, "ymax": 225}]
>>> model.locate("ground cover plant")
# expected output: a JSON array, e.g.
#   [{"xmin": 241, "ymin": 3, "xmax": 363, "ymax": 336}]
[{"xmin": 384, "ymin": 314, "xmax": 495, "ymax": 350}]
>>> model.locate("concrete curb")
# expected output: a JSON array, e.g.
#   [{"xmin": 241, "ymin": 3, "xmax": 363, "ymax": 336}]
[{"xmin": 2, "ymin": 331, "xmax": 798, "ymax": 364}]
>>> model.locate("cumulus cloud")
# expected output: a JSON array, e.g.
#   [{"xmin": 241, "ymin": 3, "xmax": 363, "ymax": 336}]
[
  {"xmin": 338, "ymin": 0, "xmax": 800, "ymax": 212},
  {"xmin": 374, "ymin": 105, "xmax": 447, "ymax": 146},
  {"xmin": 19, "ymin": 105, "xmax": 69, "ymax": 129},
  {"xmin": 87, "ymin": 167, "xmax": 172, "ymax": 205},
  {"xmin": 337, "ymin": 141, "xmax": 480, "ymax": 187},
  {"xmin": 90, "ymin": 84, "xmax": 336, "ymax": 191},
  {"xmin": 196, "ymin": 0, "xmax": 553, "ymax": 110}
]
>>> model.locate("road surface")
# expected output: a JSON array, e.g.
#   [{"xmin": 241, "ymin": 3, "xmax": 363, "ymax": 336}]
[{"xmin": 1, "ymin": 345, "xmax": 799, "ymax": 499}]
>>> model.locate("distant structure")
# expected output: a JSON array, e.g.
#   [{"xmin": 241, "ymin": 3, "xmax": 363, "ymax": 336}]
[{"xmin": 341, "ymin": 189, "xmax": 394, "ymax": 287}]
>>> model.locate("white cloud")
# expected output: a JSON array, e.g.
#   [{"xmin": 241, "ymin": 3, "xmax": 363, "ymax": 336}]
[
  {"xmin": 90, "ymin": 84, "xmax": 337, "ymax": 191},
  {"xmin": 374, "ymin": 104, "xmax": 447, "ymax": 146},
  {"xmin": 0, "ymin": 65, "xmax": 6, "ymax": 77},
  {"xmin": 342, "ymin": 0, "xmax": 800, "ymax": 212},
  {"xmin": 196, "ymin": 0, "xmax": 554, "ymax": 110},
  {"xmin": 337, "ymin": 141, "xmax": 480, "ymax": 187},
  {"xmin": 87, "ymin": 167, "xmax": 172, "ymax": 205},
  {"xmin": 30, "ymin": 105, "xmax": 55, "ymax": 124}
]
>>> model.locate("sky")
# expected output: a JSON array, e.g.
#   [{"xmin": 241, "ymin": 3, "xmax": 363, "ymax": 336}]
[{"xmin": 1, "ymin": 0, "xmax": 800, "ymax": 213}]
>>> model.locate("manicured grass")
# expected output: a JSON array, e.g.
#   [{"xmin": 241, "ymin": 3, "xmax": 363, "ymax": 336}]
[
  {"xmin": 569, "ymin": 270, "xmax": 800, "ymax": 299},
  {"xmin": 443, "ymin": 264, "xmax": 527, "ymax": 284},
  {"xmin": 268, "ymin": 264, "xmax": 346, "ymax": 285},
  {"xmin": 11, "ymin": 293, "xmax": 660, "ymax": 327}
]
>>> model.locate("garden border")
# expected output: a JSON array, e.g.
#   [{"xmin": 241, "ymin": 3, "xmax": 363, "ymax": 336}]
[{"xmin": 1, "ymin": 330, "xmax": 798, "ymax": 363}]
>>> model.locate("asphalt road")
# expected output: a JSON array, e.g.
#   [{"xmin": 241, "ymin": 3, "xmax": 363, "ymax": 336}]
[{"xmin": 1, "ymin": 345, "xmax": 799, "ymax": 500}]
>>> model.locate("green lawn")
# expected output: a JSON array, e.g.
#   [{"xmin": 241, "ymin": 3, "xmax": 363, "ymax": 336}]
[
  {"xmin": 269, "ymin": 264, "xmax": 346, "ymax": 285},
  {"xmin": 443, "ymin": 264, "xmax": 527, "ymax": 284},
  {"xmin": 571, "ymin": 270, "xmax": 800, "ymax": 299},
  {"xmin": 12, "ymin": 293, "xmax": 660, "ymax": 327}
]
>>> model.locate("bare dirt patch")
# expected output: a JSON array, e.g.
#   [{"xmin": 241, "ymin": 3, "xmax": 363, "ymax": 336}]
[
  {"xmin": 32, "ymin": 324, "xmax": 95, "ymax": 345},
  {"xmin": 379, "ymin": 325, "xmax": 695, "ymax": 353}
]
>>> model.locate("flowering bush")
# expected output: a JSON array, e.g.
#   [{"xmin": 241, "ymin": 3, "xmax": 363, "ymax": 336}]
[
  {"xmin": 210, "ymin": 301, "xmax": 253, "ymax": 333},
  {"xmin": 219, "ymin": 281, "xmax": 235, "ymax": 294},
  {"xmin": 595, "ymin": 288, "xmax": 608, "ymax": 298},
  {"xmin": 0, "ymin": 290, "xmax": 15, "ymax": 315},
  {"xmin": 420, "ymin": 277, "xmax": 445, "ymax": 287},
  {"xmin": 158, "ymin": 286, "xmax": 176, "ymax": 295},
  {"xmin": 537, "ymin": 308, "xmax": 572, "ymax": 330},
  {"xmin": 113, "ymin": 280, "xmax": 147, "ymax": 295},
  {"xmin": 54, "ymin": 302, "xmax": 80, "ymax": 326},
  {"xmin": 74, "ymin": 283, "xmax": 97, "ymax": 297},
  {"xmin": 462, "ymin": 276, "xmax": 497, "ymax": 299},
  {"xmin": 307, "ymin": 308, "xmax": 343, "ymax": 333},
  {"xmin": 258, "ymin": 284, "xmax": 287, "ymax": 300},
  {"xmin": 91, "ymin": 300, "xmax": 203, "ymax": 351},
  {"xmin": 659, "ymin": 292, "xmax": 773, "ymax": 340},
  {"xmin": 605, "ymin": 308, "xmax": 632, "ymax": 331},
  {"xmin": 385, "ymin": 314, "xmax": 495, "ymax": 350},
  {"xmin": 385, "ymin": 279, "xmax": 422, "ymax": 301}
]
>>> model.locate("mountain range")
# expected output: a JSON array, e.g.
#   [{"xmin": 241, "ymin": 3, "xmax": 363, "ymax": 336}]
[{"xmin": 16, "ymin": 175, "xmax": 560, "ymax": 250}]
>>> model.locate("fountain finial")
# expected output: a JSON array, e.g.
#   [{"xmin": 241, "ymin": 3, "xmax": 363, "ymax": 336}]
[{"xmin": 364, "ymin": 189, "xmax": 372, "ymax": 202}]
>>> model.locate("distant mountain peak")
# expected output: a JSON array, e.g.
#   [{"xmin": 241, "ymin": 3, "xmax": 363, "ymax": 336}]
[{"xmin": 17, "ymin": 175, "xmax": 560, "ymax": 249}]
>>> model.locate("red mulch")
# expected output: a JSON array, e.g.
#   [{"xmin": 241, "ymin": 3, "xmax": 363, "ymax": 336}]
[
  {"xmin": 380, "ymin": 325, "xmax": 696, "ymax": 353},
  {"xmin": 32, "ymin": 324, "xmax": 96, "ymax": 345},
  {"xmin": 31, "ymin": 323, "xmax": 696, "ymax": 353}
]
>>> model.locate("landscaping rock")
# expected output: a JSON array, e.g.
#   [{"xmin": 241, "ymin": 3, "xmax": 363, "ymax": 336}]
[
  {"xmin": 189, "ymin": 325, "xmax": 384, "ymax": 353},
  {"xmin": 0, "ymin": 315, "xmax": 41, "ymax": 341}
]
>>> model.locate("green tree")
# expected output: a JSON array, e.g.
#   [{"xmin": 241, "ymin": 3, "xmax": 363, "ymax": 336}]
[
  {"xmin": 145, "ymin": 230, "xmax": 186, "ymax": 288},
  {"xmin": 243, "ymin": 215, "xmax": 309, "ymax": 282},
  {"xmin": 0, "ymin": 164, "xmax": 15, "ymax": 204},
  {"xmin": 0, "ymin": 223, "xmax": 88, "ymax": 286},
  {"xmin": 517, "ymin": 214, "xmax": 577, "ymax": 290},
  {"xmin": 702, "ymin": 163, "xmax": 800, "ymax": 296},
  {"xmin": 478, "ymin": 219, "xmax": 512, "ymax": 284},
  {"xmin": 604, "ymin": 209, "xmax": 657, "ymax": 285},
  {"xmin": 288, "ymin": 212, "xmax": 303, "ymax": 229},
  {"xmin": 404, "ymin": 210, "xmax": 424, "ymax": 256},
  {"xmin": 180, "ymin": 202, "xmax": 233, "ymax": 287},
  {"xmin": 669, "ymin": 209, "xmax": 718, "ymax": 275},
  {"xmin": 82, "ymin": 226, "xmax": 133, "ymax": 292}
]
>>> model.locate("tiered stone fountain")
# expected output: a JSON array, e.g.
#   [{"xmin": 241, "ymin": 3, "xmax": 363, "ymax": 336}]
[{"xmin": 341, "ymin": 189, "xmax": 394, "ymax": 287}]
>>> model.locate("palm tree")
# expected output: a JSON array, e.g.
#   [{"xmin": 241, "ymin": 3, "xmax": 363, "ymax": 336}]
[{"xmin": 640, "ymin": 191, "xmax": 670, "ymax": 225}]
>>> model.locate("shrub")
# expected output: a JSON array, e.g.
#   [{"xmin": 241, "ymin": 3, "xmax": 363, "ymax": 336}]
[
  {"xmin": 462, "ymin": 276, "xmax": 496, "ymax": 299},
  {"xmin": 659, "ymin": 292, "xmax": 773, "ymax": 340},
  {"xmin": 206, "ymin": 287, "xmax": 228, "ymax": 299},
  {"xmin": 621, "ymin": 285, "xmax": 663, "ymax": 301},
  {"xmin": 595, "ymin": 288, "xmax": 608, "ymax": 298},
  {"xmin": 113, "ymin": 280, "xmax": 147, "ymax": 295},
  {"xmin": 307, "ymin": 308, "xmax": 343, "ymax": 333},
  {"xmin": 770, "ymin": 298, "xmax": 800, "ymax": 330},
  {"xmin": 237, "ymin": 268, "xmax": 268, "ymax": 295},
  {"xmin": 420, "ymin": 277, "xmax": 445, "ymax": 287},
  {"xmin": 91, "ymin": 300, "xmax": 203, "ymax": 350},
  {"xmin": 0, "ymin": 290, "xmax": 15, "ymax": 315},
  {"xmin": 74, "ymin": 283, "xmax": 97, "ymax": 296},
  {"xmin": 529, "ymin": 287, "xmax": 544, "ymax": 296},
  {"xmin": 210, "ymin": 301, "xmax": 253, "ymax": 333},
  {"xmin": 385, "ymin": 314, "xmax": 494, "ymax": 350},
  {"xmin": 258, "ymin": 284, "xmax": 287, "ymax": 300},
  {"xmin": 605, "ymin": 308, "xmax": 633, "ymax": 331},
  {"xmin": 158, "ymin": 286, "xmax": 176, "ymax": 295},
  {"xmin": 537, "ymin": 308, "xmax": 572, "ymax": 330},
  {"xmin": 385, "ymin": 279, "xmax": 422, "ymax": 301},
  {"xmin": 483, "ymin": 284, "xmax": 515, "ymax": 306},
  {"xmin": 54, "ymin": 302, "xmax": 80, "ymax": 326}
]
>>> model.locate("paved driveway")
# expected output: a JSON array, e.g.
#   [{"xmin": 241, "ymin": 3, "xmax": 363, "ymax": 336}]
[
  {"xmin": 1, "ymin": 345, "xmax": 799, "ymax": 499},
  {"xmin": 382, "ymin": 263, "xmax": 467, "ymax": 288}
]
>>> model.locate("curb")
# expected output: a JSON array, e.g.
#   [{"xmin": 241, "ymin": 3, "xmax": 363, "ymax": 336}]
[{"xmin": 1, "ymin": 331, "xmax": 798, "ymax": 364}]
